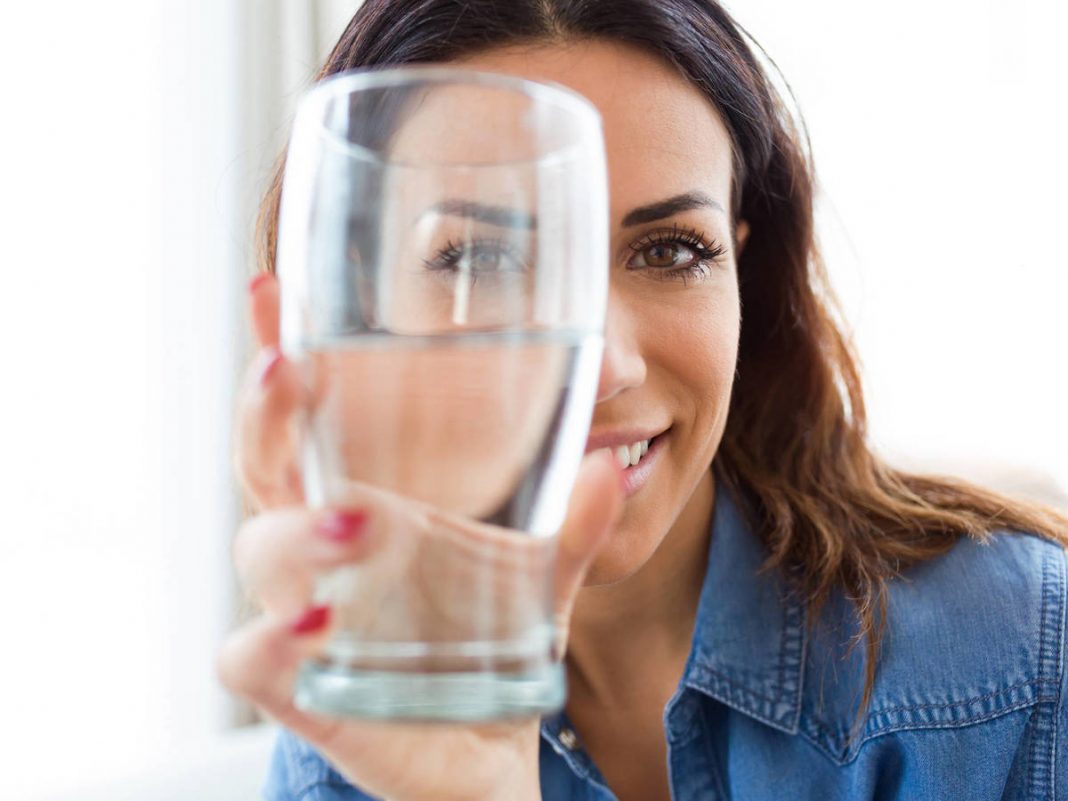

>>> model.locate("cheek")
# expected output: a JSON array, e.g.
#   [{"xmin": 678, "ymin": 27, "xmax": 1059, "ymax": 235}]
[
  {"xmin": 645, "ymin": 285, "xmax": 741, "ymax": 418},
  {"xmin": 583, "ymin": 282, "xmax": 739, "ymax": 586}
]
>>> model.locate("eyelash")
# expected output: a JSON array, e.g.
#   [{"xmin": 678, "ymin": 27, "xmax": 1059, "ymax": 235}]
[
  {"xmin": 423, "ymin": 225, "xmax": 727, "ymax": 284},
  {"xmin": 627, "ymin": 224, "xmax": 728, "ymax": 283},
  {"xmin": 423, "ymin": 237, "xmax": 526, "ymax": 276}
]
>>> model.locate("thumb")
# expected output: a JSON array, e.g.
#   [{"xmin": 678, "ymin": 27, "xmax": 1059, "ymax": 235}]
[{"xmin": 551, "ymin": 449, "xmax": 624, "ymax": 656}]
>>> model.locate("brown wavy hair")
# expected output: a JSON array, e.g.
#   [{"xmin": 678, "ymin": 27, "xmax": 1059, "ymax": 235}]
[{"xmin": 254, "ymin": 0, "xmax": 1068, "ymax": 722}]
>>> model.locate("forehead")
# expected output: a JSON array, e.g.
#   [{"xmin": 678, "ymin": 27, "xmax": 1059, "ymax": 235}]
[{"xmin": 455, "ymin": 40, "xmax": 735, "ymax": 218}]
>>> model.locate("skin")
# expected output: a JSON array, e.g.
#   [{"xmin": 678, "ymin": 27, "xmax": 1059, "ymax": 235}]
[{"xmin": 220, "ymin": 40, "xmax": 749, "ymax": 801}]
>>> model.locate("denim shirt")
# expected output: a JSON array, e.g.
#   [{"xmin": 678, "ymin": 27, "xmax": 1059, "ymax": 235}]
[{"xmin": 265, "ymin": 484, "xmax": 1068, "ymax": 800}]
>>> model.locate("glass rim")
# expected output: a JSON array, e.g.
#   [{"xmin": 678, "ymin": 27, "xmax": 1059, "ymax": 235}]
[{"xmin": 299, "ymin": 64, "xmax": 604, "ymax": 169}]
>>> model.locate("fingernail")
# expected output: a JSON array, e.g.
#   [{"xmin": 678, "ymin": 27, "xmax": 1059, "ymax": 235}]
[
  {"xmin": 257, "ymin": 346, "xmax": 283, "ymax": 386},
  {"xmin": 290, "ymin": 605, "xmax": 331, "ymax": 635},
  {"xmin": 317, "ymin": 510, "xmax": 369, "ymax": 542},
  {"xmin": 248, "ymin": 272, "xmax": 273, "ymax": 295}
]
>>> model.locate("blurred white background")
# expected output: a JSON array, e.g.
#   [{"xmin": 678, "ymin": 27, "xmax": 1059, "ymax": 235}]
[{"xmin": 0, "ymin": 0, "xmax": 1063, "ymax": 798}]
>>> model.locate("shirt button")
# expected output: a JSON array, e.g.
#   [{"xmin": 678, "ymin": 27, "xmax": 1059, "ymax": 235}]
[{"xmin": 558, "ymin": 727, "xmax": 579, "ymax": 751}]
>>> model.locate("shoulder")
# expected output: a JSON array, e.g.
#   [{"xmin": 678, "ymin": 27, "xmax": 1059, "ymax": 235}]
[
  {"xmin": 882, "ymin": 530, "xmax": 1066, "ymax": 705},
  {"xmin": 264, "ymin": 729, "xmax": 380, "ymax": 801},
  {"xmin": 886, "ymin": 529, "xmax": 1066, "ymax": 683},
  {"xmin": 800, "ymin": 530, "xmax": 1067, "ymax": 768}
]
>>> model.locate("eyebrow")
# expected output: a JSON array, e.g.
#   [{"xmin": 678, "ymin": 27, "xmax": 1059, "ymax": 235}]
[
  {"xmin": 621, "ymin": 191, "xmax": 726, "ymax": 227},
  {"xmin": 423, "ymin": 199, "xmax": 536, "ymax": 230}
]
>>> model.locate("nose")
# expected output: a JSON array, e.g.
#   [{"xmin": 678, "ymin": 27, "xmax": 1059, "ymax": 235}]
[{"xmin": 595, "ymin": 288, "xmax": 646, "ymax": 403}]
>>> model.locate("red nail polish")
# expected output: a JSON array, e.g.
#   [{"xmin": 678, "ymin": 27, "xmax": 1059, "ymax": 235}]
[
  {"xmin": 257, "ymin": 346, "xmax": 283, "ymax": 386},
  {"xmin": 248, "ymin": 272, "xmax": 273, "ymax": 294},
  {"xmin": 318, "ymin": 510, "xmax": 369, "ymax": 542},
  {"xmin": 291, "ymin": 605, "xmax": 331, "ymax": 635}
]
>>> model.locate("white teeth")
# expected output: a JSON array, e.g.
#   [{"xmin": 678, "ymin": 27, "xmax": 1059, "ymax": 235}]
[{"xmin": 610, "ymin": 439, "xmax": 651, "ymax": 469}]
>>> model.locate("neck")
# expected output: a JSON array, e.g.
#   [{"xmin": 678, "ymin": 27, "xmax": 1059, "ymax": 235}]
[{"xmin": 565, "ymin": 469, "xmax": 716, "ymax": 706}]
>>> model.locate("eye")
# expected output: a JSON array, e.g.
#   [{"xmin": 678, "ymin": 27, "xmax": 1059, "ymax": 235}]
[
  {"xmin": 424, "ymin": 238, "xmax": 528, "ymax": 274},
  {"xmin": 628, "ymin": 241, "xmax": 697, "ymax": 269},
  {"xmin": 625, "ymin": 225, "xmax": 728, "ymax": 281}
]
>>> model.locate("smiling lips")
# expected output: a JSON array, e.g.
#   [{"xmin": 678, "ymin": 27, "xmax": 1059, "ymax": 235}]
[{"xmin": 585, "ymin": 427, "xmax": 670, "ymax": 497}]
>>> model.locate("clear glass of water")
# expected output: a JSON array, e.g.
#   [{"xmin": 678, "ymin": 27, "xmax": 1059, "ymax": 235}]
[{"xmin": 276, "ymin": 66, "xmax": 608, "ymax": 721}]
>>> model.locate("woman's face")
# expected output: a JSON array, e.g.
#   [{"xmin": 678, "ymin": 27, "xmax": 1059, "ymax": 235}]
[{"xmin": 458, "ymin": 41, "xmax": 745, "ymax": 584}]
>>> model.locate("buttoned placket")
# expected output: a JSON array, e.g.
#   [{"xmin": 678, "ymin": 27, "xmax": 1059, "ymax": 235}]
[{"xmin": 540, "ymin": 710, "xmax": 617, "ymax": 799}]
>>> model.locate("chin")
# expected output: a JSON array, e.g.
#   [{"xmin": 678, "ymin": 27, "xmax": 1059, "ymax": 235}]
[{"xmin": 582, "ymin": 520, "xmax": 667, "ymax": 586}]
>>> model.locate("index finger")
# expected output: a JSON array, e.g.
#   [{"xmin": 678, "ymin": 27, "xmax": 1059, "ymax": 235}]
[
  {"xmin": 248, "ymin": 271, "xmax": 281, "ymax": 347},
  {"xmin": 235, "ymin": 272, "xmax": 304, "ymax": 509}
]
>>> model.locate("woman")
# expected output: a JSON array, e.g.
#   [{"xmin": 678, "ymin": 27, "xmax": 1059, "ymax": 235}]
[{"xmin": 219, "ymin": 1, "xmax": 1068, "ymax": 799}]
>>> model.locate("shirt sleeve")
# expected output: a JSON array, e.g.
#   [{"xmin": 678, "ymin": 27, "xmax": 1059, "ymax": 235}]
[{"xmin": 263, "ymin": 729, "xmax": 382, "ymax": 801}]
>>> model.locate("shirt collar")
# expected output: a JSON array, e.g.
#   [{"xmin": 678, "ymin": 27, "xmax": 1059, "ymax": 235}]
[
  {"xmin": 682, "ymin": 479, "xmax": 806, "ymax": 734},
  {"xmin": 540, "ymin": 478, "xmax": 807, "ymax": 750}
]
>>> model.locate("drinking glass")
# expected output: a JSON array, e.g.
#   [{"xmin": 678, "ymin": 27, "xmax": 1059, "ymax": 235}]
[{"xmin": 276, "ymin": 66, "xmax": 608, "ymax": 721}]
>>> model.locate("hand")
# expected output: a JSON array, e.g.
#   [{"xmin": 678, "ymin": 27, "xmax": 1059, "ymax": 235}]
[{"xmin": 218, "ymin": 273, "xmax": 623, "ymax": 801}]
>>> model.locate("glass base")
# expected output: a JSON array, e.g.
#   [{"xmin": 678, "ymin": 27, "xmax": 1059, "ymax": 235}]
[{"xmin": 293, "ymin": 660, "xmax": 566, "ymax": 722}]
